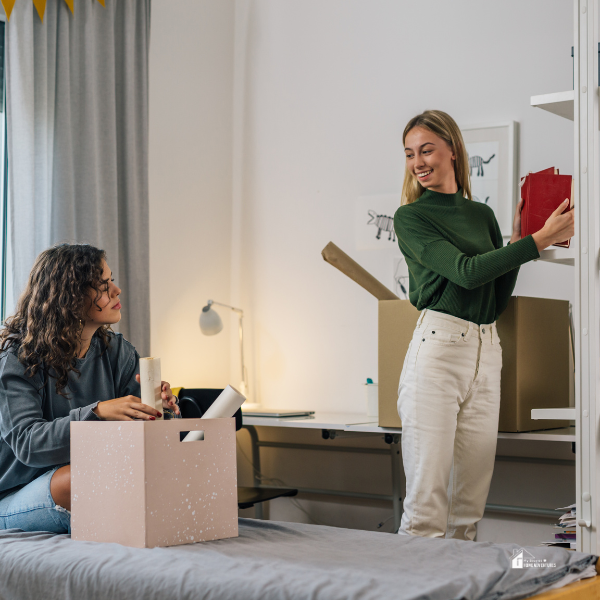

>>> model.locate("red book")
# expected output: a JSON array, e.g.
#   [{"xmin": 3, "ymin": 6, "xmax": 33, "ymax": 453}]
[
  {"xmin": 520, "ymin": 168, "xmax": 573, "ymax": 248},
  {"xmin": 520, "ymin": 167, "xmax": 556, "ymax": 239}
]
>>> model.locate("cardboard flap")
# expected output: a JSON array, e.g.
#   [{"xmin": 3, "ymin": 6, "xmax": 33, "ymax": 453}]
[{"xmin": 321, "ymin": 242, "xmax": 398, "ymax": 301}]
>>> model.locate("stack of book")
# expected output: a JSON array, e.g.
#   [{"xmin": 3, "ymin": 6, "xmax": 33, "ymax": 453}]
[
  {"xmin": 520, "ymin": 167, "xmax": 573, "ymax": 248},
  {"xmin": 541, "ymin": 504, "xmax": 576, "ymax": 550}
]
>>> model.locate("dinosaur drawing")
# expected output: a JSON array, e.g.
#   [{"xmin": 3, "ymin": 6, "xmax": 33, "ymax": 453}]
[
  {"xmin": 367, "ymin": 210, "xmax": 396, "ymax": 242},
  {"xmin": 469, "ymin": 154, "xmax": 495, "ymax": 177}
]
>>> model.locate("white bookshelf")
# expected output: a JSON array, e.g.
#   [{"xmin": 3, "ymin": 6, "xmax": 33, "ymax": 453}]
[
  {"xmin": 528, "ymin": 91, "xmax": 577, "ymax": 267},
  {"xmin": 530, "ymin": 90, "xmax": 575, "ymax": 120},
  {"xmin": 529, "ymin": 2, "xmax": 600, "ymax": 554},
  {"xmin": 536, "ymin": 246, "xmax": 575, "ymax": 266},
  {"xmin": 531, "ymin": 407, "xmax": 576, "ymax": 421}
]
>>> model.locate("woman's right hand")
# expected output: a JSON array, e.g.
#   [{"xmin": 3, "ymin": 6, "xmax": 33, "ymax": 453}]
[
  {"xmin": 532, "ymin": 199, "xmax": 575, "ymax": 252},
  {"xmin": 93, "ymin": 396, "xmax": 162, "ymax": 421}
]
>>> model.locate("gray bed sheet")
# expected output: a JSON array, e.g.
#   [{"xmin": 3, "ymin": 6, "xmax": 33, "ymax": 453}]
[{"xmin": 0, "ymin": 518, "xmax": 595, "ymax": 600}]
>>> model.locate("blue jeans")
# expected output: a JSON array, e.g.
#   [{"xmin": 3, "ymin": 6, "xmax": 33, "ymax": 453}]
[{"xmin": 0, "ymin": 466, "xmax": 71, "ymax": 533}]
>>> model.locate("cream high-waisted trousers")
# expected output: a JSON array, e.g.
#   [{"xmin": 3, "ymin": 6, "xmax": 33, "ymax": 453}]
[{"xmin": 397, "ymin": 308, "xmax": 502, "ymax": 541}]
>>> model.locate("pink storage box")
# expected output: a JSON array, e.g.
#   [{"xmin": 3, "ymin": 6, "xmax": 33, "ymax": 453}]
[{"xmin": 70, "ymin": 418, "xmax": 238, "ymax": 548}]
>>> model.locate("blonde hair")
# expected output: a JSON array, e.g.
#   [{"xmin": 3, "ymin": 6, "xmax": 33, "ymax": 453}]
[{"xmin": 400, "ymin": 110, "xmax": 472, "ymax": 206}]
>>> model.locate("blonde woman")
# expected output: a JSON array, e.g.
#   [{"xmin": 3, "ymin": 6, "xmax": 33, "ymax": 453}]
[{"xmin": 393, "ymin": 110, "xmax": 574, "ymax": 540}]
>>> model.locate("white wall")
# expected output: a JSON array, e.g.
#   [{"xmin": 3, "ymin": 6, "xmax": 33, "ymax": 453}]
[
  {"xmin": 240, "ymin": 0, "xmax": 574, "ymax": 413},
  {"xmin": 149, "ymin": 0, "xmax": 235, "ymax": 388}
]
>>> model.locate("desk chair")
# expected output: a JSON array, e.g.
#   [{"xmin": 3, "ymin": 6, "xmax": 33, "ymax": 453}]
[{"xmin": 177, "ymin": 388, "xmax": 298, "ymax": 518}]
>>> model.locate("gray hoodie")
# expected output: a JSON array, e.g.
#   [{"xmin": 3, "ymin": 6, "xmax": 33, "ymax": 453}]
[{"xmin": 0, "ymin": 332, "xmax": 139, "ymax": 497}]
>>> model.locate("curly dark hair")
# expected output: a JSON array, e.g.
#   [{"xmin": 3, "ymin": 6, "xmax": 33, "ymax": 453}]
[{"xmin": 0, "ymin": 243, "xmax": 113, "ymax": 396}]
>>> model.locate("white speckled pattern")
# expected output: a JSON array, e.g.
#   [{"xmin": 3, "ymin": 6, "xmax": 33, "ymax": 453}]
[{"xmin": 71, "ymin": 419, "xmax": 238, "ymax": 548}]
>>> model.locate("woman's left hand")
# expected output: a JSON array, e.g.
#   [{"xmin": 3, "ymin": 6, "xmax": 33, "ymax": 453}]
[
  {"xmin": 510, "ymin": 199, "xmax": 523, "ymax": 244},
  {"xmin": 134, "ymin": 375, "xmax": 181, "ymax": 415}
]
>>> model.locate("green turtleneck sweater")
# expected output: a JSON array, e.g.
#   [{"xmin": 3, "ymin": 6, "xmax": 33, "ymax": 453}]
[{"xmin": 393, "ymin": 189, "xmax": 540, "ymax": 325}]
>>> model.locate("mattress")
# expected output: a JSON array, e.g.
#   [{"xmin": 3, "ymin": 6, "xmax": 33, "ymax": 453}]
[{"xmin": 0, "ymin": 518, "xmax": 595, "ymax": 600}]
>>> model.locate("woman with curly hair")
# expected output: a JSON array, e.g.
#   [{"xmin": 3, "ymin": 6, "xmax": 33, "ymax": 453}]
[{"xmin": 0, "ymin": 243, "xmax": 179, "ymax": 533}]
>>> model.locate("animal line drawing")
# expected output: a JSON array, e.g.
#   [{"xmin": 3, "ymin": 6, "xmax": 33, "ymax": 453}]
[
  {"xmin": 473, "ymin": 195, "xmax": 490, "ymax": 204},
  {"xmin": 367, "ymin": 210, "xmax": 396, "ymax": 242},
  {"xmin": 468, "ymin": 153, "xmax": 496, "ymax": 177}
]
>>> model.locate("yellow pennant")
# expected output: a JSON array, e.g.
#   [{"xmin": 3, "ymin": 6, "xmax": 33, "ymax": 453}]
[
  {"xmin": 1, "ymin": 0, "xmax": 16, "ymax": 20},
  {"xmin": 32, "ymin": 0, "xmax": 45, "ymax": 21},
  {"xmin": 2, "ymin": 0, "xmax": 107, "ymax": 21}
]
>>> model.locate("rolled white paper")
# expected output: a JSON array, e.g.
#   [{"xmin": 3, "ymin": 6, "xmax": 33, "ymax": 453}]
[
  {"xmin": 139, "ymin": 357, "xmax": 162, "ymax": 420},
  {"xmin": 183, "ymin": 385, "xmax": 246, "ymax": 442}
]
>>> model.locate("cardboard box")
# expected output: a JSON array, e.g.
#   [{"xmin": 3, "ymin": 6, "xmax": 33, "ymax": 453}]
[
  {"xmin": 496, "ymin": 296, "xmax": 570, "ymax": 432},
  {"xmin": 322, "ymin": 242, "xmax": 571, "ymax": 432},
  {"xmin": 378, "ymin": 296, "xmax": 571, "ymax": 431},
  {"xmin": 378, "ymin": 299, "xmax": 420, "ymax": 427},
  {"xmin": 71, "ymin": 418, "xmax": 238, "ymax": 548}
]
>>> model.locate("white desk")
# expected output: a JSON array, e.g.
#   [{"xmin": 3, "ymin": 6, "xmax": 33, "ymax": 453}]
[
  {"xmin": 243, "ymin": 412, "xmax": 379, "ymax": 431},
  {"xmin": 241, "ymin": 412, "xmax": 575, "ymax": 530},
  {"xmin": 244, "ymin": 412, "xmax": 575, "ymax": 440}
]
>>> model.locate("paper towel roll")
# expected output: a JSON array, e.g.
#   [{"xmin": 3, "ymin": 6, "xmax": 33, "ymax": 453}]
[
  {"xmin": 139, "ymin": 357, "xmax": 162, "ymax": 420},
  {"xmin": 183, "ymin": 385, "xmax": 246, "ymax": 442}
]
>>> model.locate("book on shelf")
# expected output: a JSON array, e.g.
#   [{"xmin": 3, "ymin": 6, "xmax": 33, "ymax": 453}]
[
  {"xmin": 541, "ymin": 503, "xmax": 577, "ymax": 550},
  {"xmin": 541, "ymin": 540, "xmax": 576, "ymax": 549},
  {"xmin": 520, "ymin": 167, "xmax": 573, "ymax": 248},
  {"xmin": 554, "ymin": 533, "xmax": 576, "ymax": 540}
]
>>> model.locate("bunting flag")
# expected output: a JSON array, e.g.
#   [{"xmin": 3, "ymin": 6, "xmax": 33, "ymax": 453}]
[
  {"xmin": 1, "ymin": 0, "xmax": 15, "ymax": 20},
  {"xmin": 32, "ymin": 0, "xmax": 46, "ymax": 20},
  {"xmin": 2, "ymin": 0, "xmax": 104, "ymax": 21}
]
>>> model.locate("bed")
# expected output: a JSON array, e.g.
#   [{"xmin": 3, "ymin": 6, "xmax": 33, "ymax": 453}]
[{"xmin": 0, "ymin": 518, "xmax": 596, "ymax": 600}]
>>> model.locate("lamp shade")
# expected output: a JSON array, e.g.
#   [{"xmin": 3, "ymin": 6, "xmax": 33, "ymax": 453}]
[{"xmin": 199, "ymin": 305, "xmax": 223, "ymax": 335}]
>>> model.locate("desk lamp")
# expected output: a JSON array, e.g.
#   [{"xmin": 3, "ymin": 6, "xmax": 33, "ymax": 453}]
[{"xmin": 200, "ymin": 299, "xmax": 248, "ymax": 396}]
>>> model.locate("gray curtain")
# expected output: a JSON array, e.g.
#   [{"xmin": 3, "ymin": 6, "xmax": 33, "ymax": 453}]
[{"xmin": 6, "ymin": 0, "xmax": 151, "ymax": 355}]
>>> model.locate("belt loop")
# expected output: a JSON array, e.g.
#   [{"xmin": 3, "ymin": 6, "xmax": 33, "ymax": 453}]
[
  {"xmin": 417, "ymin": 309, "xmax": 427, "ymax": 327},
  {"xmin": 463, "ymin": 322, "xmax": 471, "ymax": 341}
]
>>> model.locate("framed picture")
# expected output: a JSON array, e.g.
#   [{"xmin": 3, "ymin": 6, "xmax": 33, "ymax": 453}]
[{"xmin": 461, "ymin": 121, "xmax": 518, "ymax": 237}]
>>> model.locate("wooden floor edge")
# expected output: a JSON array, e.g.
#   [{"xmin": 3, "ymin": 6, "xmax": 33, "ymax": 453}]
[{"xmin": 530, "ymin": 571, "xmax": 600, "ymax": 599}]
